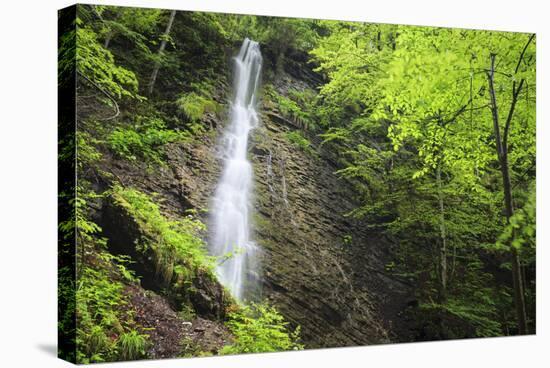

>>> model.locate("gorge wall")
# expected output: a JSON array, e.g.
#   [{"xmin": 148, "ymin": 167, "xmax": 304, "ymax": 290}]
[{"xmin": 91, "ymin": 52, "xmax": 415, "ymax": 349}]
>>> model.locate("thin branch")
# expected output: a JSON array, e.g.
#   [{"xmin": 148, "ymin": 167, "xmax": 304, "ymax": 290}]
[
  {"xmin": 503, "ymin": 79, "xmax": 524, "ymax": 150},
  {"xmin": 514, "ymin": 33, "xmax": 535, "ymax": 75},
  {"xmin": 77, "ymin": 70, "xmax": 120, "ymax": 121},
  {"xmin": 501, "ymin": 34, "xmax": 535, "ymax": 149},
  {"xmin": 512, "ymin": 160, "xmax": 536, "ymax": 190},
  {"xmin": 487, "ymin": 53, "xmax": 504, "ymax": 160}
]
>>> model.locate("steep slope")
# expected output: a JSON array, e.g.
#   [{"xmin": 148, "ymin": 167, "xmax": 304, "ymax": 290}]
[{"xmin": 81, "ymin": 47, "xmax": 415, "ymax": 351}]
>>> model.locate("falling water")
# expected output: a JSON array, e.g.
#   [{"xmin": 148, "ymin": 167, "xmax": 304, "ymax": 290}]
[{"xmin": 210, "ymin": 38, "xmax": 262, "ymax": 301}]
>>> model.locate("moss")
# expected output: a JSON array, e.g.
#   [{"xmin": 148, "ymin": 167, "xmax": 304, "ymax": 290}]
[
  {"xmin": 110, "ymin": 184, "xmax": 216, "ymax": 286},
  {"xmin": 285, "ymin": 130, "xmax": 315, "ymax": 155}
]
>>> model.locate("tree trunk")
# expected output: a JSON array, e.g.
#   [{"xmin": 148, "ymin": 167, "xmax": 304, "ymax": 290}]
[
  {"xmin": 147, "ymin": 9, "xmax": 177, "ymax": 96},
  {"xmin": 436, "ymin": 163, "xmax": 447, "ymax": 303},
  {"xmin": 486, "ymin": 53, "xmax": 528, "ymax": 334}
]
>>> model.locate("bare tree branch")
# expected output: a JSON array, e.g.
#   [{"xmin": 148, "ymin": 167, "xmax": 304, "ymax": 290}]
[{"xmin": 77, "ymin": 70, "xmax": 120, "ymax": 121}]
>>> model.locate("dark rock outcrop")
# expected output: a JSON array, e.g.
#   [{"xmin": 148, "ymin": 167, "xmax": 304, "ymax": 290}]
[{"xmin": 100, "ymin": 192, "xmax": 227, "ymax": 320}]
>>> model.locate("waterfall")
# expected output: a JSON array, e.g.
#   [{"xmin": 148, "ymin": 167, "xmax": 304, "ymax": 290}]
[{"xmin": 210, "ymin": 38, "xmax": 262, "ymax": 302}]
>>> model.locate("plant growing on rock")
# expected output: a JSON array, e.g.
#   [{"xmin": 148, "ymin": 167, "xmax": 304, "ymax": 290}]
[
  {"xmin": 107, "ymin": 117, "xmax": 186, "ymax": 165},
  {"xmin": 285, "ymin": 130, "xmax": 315, "ymax": 155},
  {"xmin": 117, "ymin": 330, "xmax": 150, "ymax": 360},
  {"xmin": 110, "ymin": 185, "xmax": 216, "ymax": 285},
  {"xmin": 220, "ymin": 302, "xmax": 303, "ymax": 354}
]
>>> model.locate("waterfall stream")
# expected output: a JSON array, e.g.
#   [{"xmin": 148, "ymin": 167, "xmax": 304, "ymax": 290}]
[{"xmin": 210, "ymin": 39, "xmax": 262, "ymax": 302}]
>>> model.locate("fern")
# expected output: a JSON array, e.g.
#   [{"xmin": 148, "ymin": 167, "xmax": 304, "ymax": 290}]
[
  {"xmin": 220, "ymin": 302, "xmax": 303, "ymax": 354},
  {"xmin": 107, "ymin": 117, "xmax": 185, "ymax": 165},
  {"xmin": 117, "ymin": 330, "xmax": 149, "ymax": 360},
  {"xmin": 177, "ymin": 88, "xmax": 219, "ymax": 123},
  {"xmin": 111, "ymin": 185, "xmax": 216, "ymax": 286}
]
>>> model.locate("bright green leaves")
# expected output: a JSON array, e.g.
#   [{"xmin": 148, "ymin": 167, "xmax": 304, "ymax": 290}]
[
  {"xmin": 76, "ymin": 251, "xmax": 143, "ymax": 363},
  {"xmin": 177, "ymin": 90, "xmax": 219, "ymax": 124},
  {"xmin": 107, "ymin": 117, "xmax": 186, "ymax": 165},
  {"xmin": 310, "ymin": 22, "xmax": 395, "ymax": 126},
  {"xmin": 496, "ymin": 189, "xmax": 536, "ymax": 252},
  {"xmin": 117, "ymin": 330, "xmax": 150, "ymax": 361},
  {"xmin": 76, "ymin": 24, "xmax": 140, "ymax": 99},
  {"xmin": 220, "ymin": 302, "xmax": 303, "ymax": 354},
  {"xmin": 310, "ymin": 22, "xmax": 535, "ymax": 336},
  {"xmin": 380, "ymin": 27, "xmax": 535, "ymax": 194},
  {"xmin": 379, "ymin": 27, "xmax": 471, "ymax": 121},
  {"xmin": 110, "ymin": 185, "xmax": 216, "ymax": 285}
]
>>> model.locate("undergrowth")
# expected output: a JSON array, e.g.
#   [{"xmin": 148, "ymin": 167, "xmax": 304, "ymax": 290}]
[
  {"xmin": 177, "ymin": 92, "xmax": 219, "ymax": 123},
  {"xmin": 73, "ymin": 199, "xmax": 149, "ymax": 362},
  {"xmin": 220, "ymin": 302, "xmax": 303, "ymax": 354},
  {"xmin": 110, "ymin": 185, "xmax": 216, "ymax": 287},
  {"xmin": 107, "ymin": 117, "xmax": 186, "ymax": 165},
  {"xmin": 285, "ymin": 130, "xmax": 315, "ymax": 155}
]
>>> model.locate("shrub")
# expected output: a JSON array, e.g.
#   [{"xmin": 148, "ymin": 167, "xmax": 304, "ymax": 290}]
[
  {"xmin": 220, "ymin": 302, "xmax": 303, "ymax": 354},
  {"xmin": 76, "ymin": 251, "xmax": 140, "ymax": 363},
  {"xmin": 177, "ymin": 92, "xmax": 219, "ymax": 123},
  {"xmin": 107, "ymin": 117, "xmax": 185, "ymax": 165},
  {"xmin": 117, "ymin": 330, "xmax": 149, "ymax": 361},
  {"xmin": 285, "ymin": 131, "xmax": 315, "ymax": 154}
]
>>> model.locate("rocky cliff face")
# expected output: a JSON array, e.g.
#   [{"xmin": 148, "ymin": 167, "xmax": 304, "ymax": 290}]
[{"xmin": 91, "ymin": 54, "xmax": 415, "ymax": 349}]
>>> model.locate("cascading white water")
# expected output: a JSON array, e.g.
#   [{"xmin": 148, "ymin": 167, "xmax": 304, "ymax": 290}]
[{"xmin": 210, "ymin": 38, "xmax": 262, "ymax": 302}]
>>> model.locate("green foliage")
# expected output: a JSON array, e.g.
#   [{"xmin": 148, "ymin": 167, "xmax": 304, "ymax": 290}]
[
  {"xmin": 496, "ymin": 188, "xmax": 536, "ymax": 251},
  {"xmin": 58, "ymin": 14, "xmax": 76, "ymax": 86},
  {"xmin": 77, "ymin": 131, "xmax": 102, "ymax": 167},
  {"xmin": 117, "ymin": 330, "xmax": 149, "ymax": 360},
  {"xmin": 107, "ymin": 117, "xmax": 185, "ymax": 165},
  {"xmin": 76, "ymin": 249, "xmax": 144, "ymax": 363},
  {"xmin": 177, "ymin": 90, "xmax": 219, "ymax": 123},
  {"xmin": 264, "ymin": 85, "xmax": 317, "ymax": 131},
  {"xmin": 220, "ymin": 302, "xmax": 303, "ymax": 354},
  {"xmin": 310, "ymin": 22, "xmax": 395, "ymax": 126},
  {"xmin": 285, "ymin": 131, "xmax": 315, "ymax": 155},
  {"xmin": 58, "ymin": 184, "xmax": 103, "ymax": 245},
  {"xmin": 111, "ymin": 185, "xmax": 216, "ymax": 286},
  {"xmin": 70, "ymin": 184, "xmax": 148, "ymax": 363},
  {"xmin": 76, "ymin": 20, "xmax": 140, "ymax": 99},
  {"xmin": 310, "ymin": 21, "xmax": 535, "ymax": 336},
  {"xmin": 419, "ymin": 300, "xmax": 502, "ymax": 338},
  {"xmin": 177, "ymin": 304, "xmax": 197, "ymax": 321}
]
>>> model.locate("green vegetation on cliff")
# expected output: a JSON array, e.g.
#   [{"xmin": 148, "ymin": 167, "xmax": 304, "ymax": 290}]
[
  {"xmin": 110, "ymin": 185, "xmax": 215, "ymax": 284},
  {"xmin": 59, "ymin": 3, "xmax": 536, "ymax": 363}
]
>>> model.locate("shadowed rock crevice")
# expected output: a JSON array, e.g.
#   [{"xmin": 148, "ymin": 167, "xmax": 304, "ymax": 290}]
[{"xmin": 99, "ymin": 196, "xmax": 227, "ymax": 320}]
